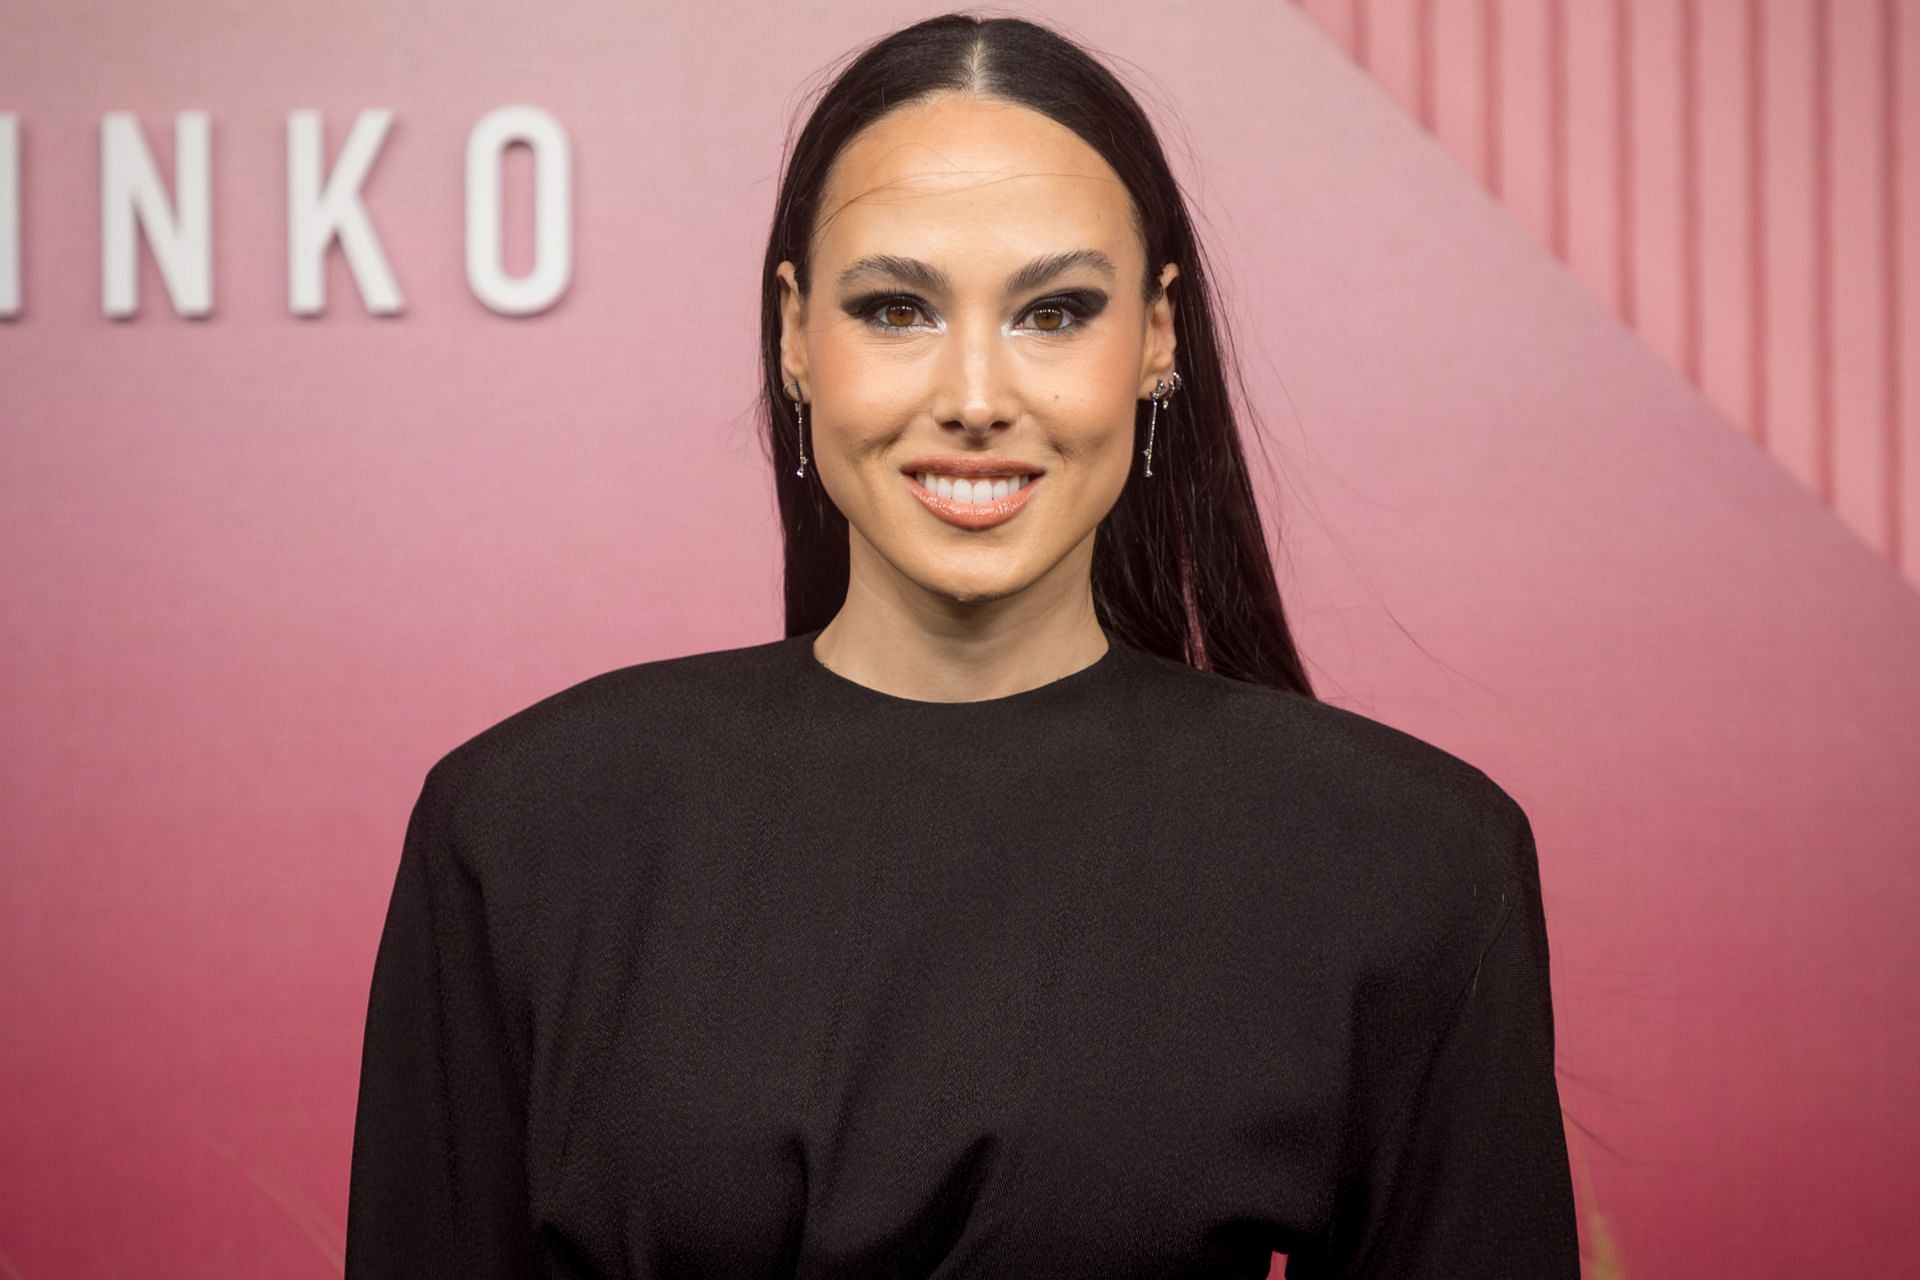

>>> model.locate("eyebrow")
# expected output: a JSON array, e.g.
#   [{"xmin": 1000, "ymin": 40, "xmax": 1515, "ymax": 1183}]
[{"xmin": 834, "ymin": 249, "xmax": 1118, "ymax": 296}]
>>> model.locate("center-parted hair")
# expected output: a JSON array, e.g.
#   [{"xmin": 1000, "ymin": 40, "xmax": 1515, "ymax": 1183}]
[{"xmin": 759, "ymin": 10, "xmax": 1316, "ymax": 698}]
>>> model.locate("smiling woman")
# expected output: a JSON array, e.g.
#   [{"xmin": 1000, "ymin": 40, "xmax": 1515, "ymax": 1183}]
[
  {"xmin": 770, "ymin": 86, "xmax": 1198, "ymax": 695},
  {"xmin": 344, "ymin": 12, "xmax": 1581, "ymax": 1279},
  {"xmin": 758, "ymin": 19, "xmax": 1324, "ymax": 700}
]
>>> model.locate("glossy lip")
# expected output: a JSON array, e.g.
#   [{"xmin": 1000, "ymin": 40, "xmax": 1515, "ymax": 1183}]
[{"xmin": 904, "ymin": 471, "xmax": 1042, "ymax": 530}]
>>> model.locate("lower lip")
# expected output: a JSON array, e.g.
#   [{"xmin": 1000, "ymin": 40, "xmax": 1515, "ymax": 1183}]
[{"xmin": 903, "ymin": 473, "xmax": 1044, "ymax": 530}]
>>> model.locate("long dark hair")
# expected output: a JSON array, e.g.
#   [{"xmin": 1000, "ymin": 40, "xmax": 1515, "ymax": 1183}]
[{"xmin": 757, "ymin": 11, "xmax": 1316, "ymax": 699}]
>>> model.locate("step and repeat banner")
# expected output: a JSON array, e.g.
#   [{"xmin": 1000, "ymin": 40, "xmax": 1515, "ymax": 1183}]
[{"xmin": 3, "ymin": 2, "xmax": 1916, "ymax": 1275}]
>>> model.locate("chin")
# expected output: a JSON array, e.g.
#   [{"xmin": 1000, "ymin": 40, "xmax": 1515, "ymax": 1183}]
[
  {"xmin": 932, "ymin": 584, "xmax": 1028, "ymax": 606},
  {"xmin": 905, "ymin": 556, "xmax": 1039, "ymax": 606}
]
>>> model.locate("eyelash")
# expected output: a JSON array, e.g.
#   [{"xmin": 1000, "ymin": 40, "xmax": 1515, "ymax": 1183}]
[{"xmin": 853, "ymin": 291, "xmax": 1103, "ymax": 337}]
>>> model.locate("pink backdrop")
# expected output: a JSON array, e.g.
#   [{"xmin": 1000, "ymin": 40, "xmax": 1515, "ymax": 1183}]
[
  {"xmin": 1295, "ymin": 0, "xmax": 1920, "ymax": 599},
  {"xmin": 3, "ymin": 2, "xmax": 1917, "ymax": 1276}
]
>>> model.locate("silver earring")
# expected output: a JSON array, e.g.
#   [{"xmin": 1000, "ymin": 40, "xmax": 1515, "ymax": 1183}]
[
  {"xmin": 787, "ymin": 381, "xmax": 809, "ymax": 478},
  {"xmin": 1143, "ymin": 370, "xmax": 1182, "ymax": 477}
]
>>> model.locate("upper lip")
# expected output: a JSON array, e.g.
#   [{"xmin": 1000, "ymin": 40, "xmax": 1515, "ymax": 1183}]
[{"xmin": 899, "ymin": 455, "xmax": 1047, "ymax": 478}]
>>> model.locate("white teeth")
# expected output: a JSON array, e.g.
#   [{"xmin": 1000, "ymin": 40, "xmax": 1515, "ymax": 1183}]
[{"xmin": 916, "ymin": 473, "xmax": 1028, "ymax": 504}]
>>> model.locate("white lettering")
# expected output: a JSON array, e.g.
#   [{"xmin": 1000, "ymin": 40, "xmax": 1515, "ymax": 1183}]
[
  {"xmin": 102, "ymin": 111, "xmax": 212, "ymax": 318},
  {"xmin": 1, "ymin": 108, "xmax": 582, "ymax": 319},
  {"xmin": 288, "ymin": 108, "xmax": 403, "ymax": 316},
  {"xmin": 1, "ymin": 114, "xmax": 18, "ymax": 317},
  {"xmin": 465, "ymin": 105, "xmax": 572, "ymax": 317}
]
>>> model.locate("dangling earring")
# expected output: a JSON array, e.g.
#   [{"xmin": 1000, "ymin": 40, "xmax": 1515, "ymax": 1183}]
[
  {"xmin": 1143, "ymin": 370, "xmax": 1182, "ymax": 477},
  {"xmin": 787, "ymin": 381, "xmax": 809, "ymax": 478}
]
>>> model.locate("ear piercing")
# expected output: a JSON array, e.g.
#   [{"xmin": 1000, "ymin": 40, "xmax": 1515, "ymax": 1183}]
[
  {"xmin": 1144, "ymin": 371, "xmax": 1183, "ymax": 477},
  {"xmin": 786, "ymin": 381, "xmax": 809, "ymax": 478}
]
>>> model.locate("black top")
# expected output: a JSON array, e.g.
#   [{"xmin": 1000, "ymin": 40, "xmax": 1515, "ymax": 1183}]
[{"xmin": 346, "ymin": 628, "xmax": 1578, "ymax": 1278}]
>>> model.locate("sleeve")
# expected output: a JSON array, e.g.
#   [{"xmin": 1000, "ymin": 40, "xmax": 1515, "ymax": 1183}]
[
  {"xmin": 1298, "ymin": 805, "xmax": 1581, "ymax": 1279},
  {"xmin": 345, "ymin": 760, "xmax": 544, "ymax": 1278}
]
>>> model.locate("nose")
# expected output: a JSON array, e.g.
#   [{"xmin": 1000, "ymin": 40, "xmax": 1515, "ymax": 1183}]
[{"xmin": 931, "ymin": 313, "xmax": 1017, "ymax": 438}]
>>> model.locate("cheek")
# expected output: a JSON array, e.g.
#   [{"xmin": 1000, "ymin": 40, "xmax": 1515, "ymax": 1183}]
[
  {"xmin": 1050, "ymin": 331, "xmax": 1146, "ymax": 431},
  {"xmin": 805, "ymin": 348, "xmax": 916, "ymax": 461},
  {"xmin": 1034, "ymin": 372, "xmax": 1139, "ymax": 472}
]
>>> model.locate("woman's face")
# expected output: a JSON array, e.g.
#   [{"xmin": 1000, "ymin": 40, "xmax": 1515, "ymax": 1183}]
[{"xmin": 777, "ymin": 93, "xmax": 1178, "ymax": 613}]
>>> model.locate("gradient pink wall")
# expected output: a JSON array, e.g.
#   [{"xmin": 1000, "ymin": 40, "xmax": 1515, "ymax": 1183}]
[
  {"xmin": 1295, "ymin": 0, "xmax": 1920, "ymax": 598},
  {"xmin": 2, "ymin": 2, "xmax": 1917, "ymax": 1276}
]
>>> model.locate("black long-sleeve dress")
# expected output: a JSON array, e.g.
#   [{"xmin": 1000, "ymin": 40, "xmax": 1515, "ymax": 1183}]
[{"xmin": 345, "ymin": 627, "xmax": 1579, "ymax": 1277}]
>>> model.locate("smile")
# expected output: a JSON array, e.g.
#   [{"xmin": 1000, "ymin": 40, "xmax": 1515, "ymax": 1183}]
[{"xmin": 903, "ymin": 471, "xmax": 1042, "ymax": 530}]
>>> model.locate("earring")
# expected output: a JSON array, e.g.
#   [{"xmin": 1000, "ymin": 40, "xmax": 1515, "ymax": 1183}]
[
  {"xmin": 787, "ymin": 381, "xmax": 809, "ymax": 478},
  {"xmin": 1143, "ymin": 370, "xmax": 1182, "ymax": 478}
]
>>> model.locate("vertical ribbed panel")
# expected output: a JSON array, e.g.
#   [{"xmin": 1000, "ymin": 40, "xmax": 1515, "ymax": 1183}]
[{"xmin": 1295, "ymin": 0, "xmax": 1917, "ymax": 587}]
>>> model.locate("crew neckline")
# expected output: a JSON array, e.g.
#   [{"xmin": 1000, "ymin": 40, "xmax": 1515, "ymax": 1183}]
[{"xmin": 792, "ymin": 626, "xmax": 1131, "ymax": 710}]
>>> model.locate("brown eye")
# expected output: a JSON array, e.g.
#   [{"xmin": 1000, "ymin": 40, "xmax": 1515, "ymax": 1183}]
[
  {"xmin": 848, "ymin": 293, "xmax": 936, "ymax": 334},
  {"xmin": 1017, "ymin": 294, "xmax": 1097, "ymax": 335}
]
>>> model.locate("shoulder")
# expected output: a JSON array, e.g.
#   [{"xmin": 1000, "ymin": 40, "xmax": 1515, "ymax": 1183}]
[
  {"xmin": 1146, "ymin": 659, "xmax": 1545, "ymax": 1049},
  {"xmin": 415, "ymin": 634, "xmax": 792, "ymax": 849},
  {"xmin": 1128, "ymin": 647, "xmax": 1537, "ymax": 921},
  {"xmin": 1133, "ymin": 649, "xmax": 1529, "ymax": 846}
]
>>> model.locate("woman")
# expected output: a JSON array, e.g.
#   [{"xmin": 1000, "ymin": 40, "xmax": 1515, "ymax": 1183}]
[{"xmin": 346, "ymin": 12, "xmax": 1578, "ymax": 1278}]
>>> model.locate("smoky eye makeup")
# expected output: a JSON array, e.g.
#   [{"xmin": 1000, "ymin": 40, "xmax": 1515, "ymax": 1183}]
[{"xmin": 840, "ymin": 287, "xmax": 1111, "ymax": 336}]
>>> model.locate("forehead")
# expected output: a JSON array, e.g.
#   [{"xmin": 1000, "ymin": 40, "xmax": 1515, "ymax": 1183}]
[{"xmin": 815, "ymin": 94, "xmax": 1137, "ymax": 283}]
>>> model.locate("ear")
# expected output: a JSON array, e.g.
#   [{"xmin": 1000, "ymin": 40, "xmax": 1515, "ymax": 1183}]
[
  {"xmin": 1137, "ymin": 262, "xmax": 1180, "ymax": 399},
  {"xmin": 776, "ymin": 261, "xmax": 810, "ymax": 400}
]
